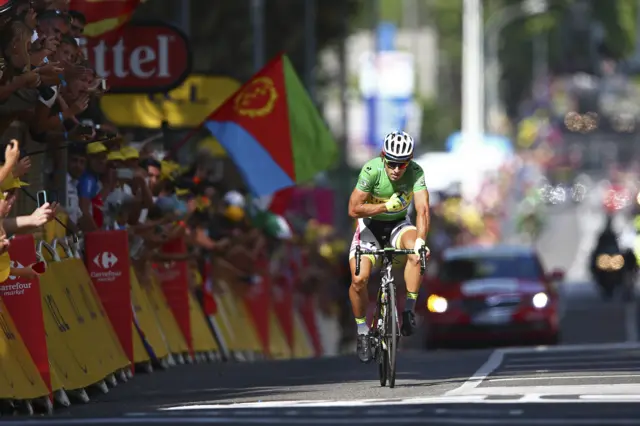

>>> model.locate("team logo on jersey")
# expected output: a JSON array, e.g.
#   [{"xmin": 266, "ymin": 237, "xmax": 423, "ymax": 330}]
[
  {"xmin": 359, "ymin": 179, "xmax": 371, "ymax": 190},
  {"xmin": 417, "ymin": 176, "xmax": 425, "ymax": 186}
]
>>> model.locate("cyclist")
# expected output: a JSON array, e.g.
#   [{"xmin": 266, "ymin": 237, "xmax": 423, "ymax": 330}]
[{"xmin": 348, "ymin": 131, "xmax": 430, "ymax": 363}]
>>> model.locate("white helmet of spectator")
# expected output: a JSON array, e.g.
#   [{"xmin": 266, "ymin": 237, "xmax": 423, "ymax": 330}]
[
  {"xmin": 382, "ymin": 131, "xmax": 414, "ymax": 161},
  {"xmin": 224, "ymin": 190, "xmax": 245, "ymax": 208}
]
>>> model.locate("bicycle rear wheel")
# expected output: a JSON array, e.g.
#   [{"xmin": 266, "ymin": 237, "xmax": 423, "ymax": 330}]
[{"xmin": 388, "ymin": 282, "xmax": 398, "ymax": 388}]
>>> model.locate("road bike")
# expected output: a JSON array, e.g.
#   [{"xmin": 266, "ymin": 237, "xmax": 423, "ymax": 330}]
[{"xmin": 354, "ymin": 245, "xmax": 428, "ymax": 388}]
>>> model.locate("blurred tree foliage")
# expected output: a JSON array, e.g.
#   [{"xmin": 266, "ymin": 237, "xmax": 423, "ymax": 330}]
[
  {"xmin": 428, "ymin": 0, "xmax": 637, "ymax": 120},
  {"xmin": 350, "ymin": 0, "xmax": 638, "ymax": 144},
  {"xmin": 133, "ymin": 0, "xmax": 362, "ymax": 82}
]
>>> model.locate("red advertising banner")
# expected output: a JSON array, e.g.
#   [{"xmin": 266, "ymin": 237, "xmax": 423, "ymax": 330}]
[
  {"xmin": 271, "ymin": 273, "xmax": 294, "ymax": 352},
  {"xmin": 291, "ymin": 247, "xmax": 322, "ymax": 357},
  {"xmin": 242, "ymin": 257, "xmax": 270, "ymax": 354},
  {"xmin": 1, "ymin": 235, "xmax": 51, "ymax": 392},
  {"xmin": 84, "ymin": 230, "xmax": 134, "ymax": 365},
  {"xmin": 159, "ymin": 238, "xmax": 193, "ymax": 354}
]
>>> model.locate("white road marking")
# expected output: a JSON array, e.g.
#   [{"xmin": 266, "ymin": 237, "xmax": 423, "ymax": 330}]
[
  {"xmin": 501, "ymin": 359, "xmax": 640, "ymax": 369},
  {"xmin": 157, "ymin": 393, "xmax": 640, "ymax": 410},
  {"xmin": 444, "ymin": 350, "xmax": 504, "ymax": 395},
  {"xmin": 504, "ymin": 352, "xmax": 640, "ymax": 363},
  {"xmin": 488, "ymin": 374, "xmax": 640, "ymax": 382},
  {"xmin": 580, "ymin": 394, "xmax": 640, "ymax": 401},
  {"xmin": 159, "ymin": 397, "xmax": 487, "ymax": 410},
  {"xmin": 458, "ymin": 384, "xmax": 640, "ymax": 395},
  {"xmin": 498, "ymin": 342, "xmax": 640, "ymax": 354}
]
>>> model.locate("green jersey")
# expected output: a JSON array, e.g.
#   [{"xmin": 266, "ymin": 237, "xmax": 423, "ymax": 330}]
[{"xmin": 355, "ymin": 157, "xmax": 427, "ymax": 221}]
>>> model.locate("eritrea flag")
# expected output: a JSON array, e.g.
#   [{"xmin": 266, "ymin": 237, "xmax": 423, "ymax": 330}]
[{"xmin": 205, "ymin": 54, "xmax": 338, "ymax": 197}]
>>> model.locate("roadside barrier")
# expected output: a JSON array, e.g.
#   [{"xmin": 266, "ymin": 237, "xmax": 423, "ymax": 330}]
[{"xmin": 0, "ymin": 230, "xmax": 337, "ymax": 415}]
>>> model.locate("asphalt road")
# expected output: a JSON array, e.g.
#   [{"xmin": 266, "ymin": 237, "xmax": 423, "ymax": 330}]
[{"xmin": 7, "ymin": 183, "xmax": 640, "ymax": 425}]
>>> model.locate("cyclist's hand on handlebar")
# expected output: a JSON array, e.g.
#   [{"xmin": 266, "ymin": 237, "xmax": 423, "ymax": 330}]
[
  {"xmin": 414, "ymin": 238, "xmax": 430, "ymax": 257},
  {"xmin": 385, "ymin": 192, "xmax": 409, "ymax": 212}
]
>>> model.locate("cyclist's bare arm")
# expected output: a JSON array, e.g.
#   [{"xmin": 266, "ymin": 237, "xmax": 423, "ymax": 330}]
[
  {"xmin": 413, "ymin": 189, "xmax": 430, "ymax": 241},
  {"xmin": 348, "ymin": 188, "xmax": 387, "ymax": 219}
]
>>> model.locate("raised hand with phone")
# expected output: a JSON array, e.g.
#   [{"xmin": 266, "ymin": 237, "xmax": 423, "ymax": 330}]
[
  {"xmin": 0, "ymin": 139, "xmax": 22, "ymax": 185},
  {"xmin": 30, "ymin": 198, "xmax": 58, "ymax": 227}
]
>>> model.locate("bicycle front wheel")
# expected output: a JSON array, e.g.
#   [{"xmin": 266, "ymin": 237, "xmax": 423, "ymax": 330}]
[
  {"xmin": 388, "ymin": 282, "xmax": 398, "ymax": 388},
  {"xmin": 376, "ymin": 288, "xmax": 388, "ymax": 387}
]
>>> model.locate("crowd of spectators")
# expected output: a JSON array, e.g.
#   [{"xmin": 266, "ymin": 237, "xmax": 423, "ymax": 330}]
[{"xmin": 0, "ymin": 0, "xmax": 351, "ymax": 356}]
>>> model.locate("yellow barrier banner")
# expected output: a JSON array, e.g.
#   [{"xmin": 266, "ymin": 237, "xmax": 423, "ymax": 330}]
[
  {"xmin": 213, "ymin": 260, "xmax": 262, "ymax": 355},
  {"xmin": 63, "ymin": 257, "xmax": 130, "ymax": 372},
  {"xmin": 132, "ymin": 329, "xmax": 150, "ymax": 364},
  {"xmin": 228, "ymin": 285, "xmax": 262, "ymax": 354},
  {"xmin": 218, "ymin": 282, "xmax": 254, "ymax": 353},
  {"xmin": 0, "ymin": 298, "xmax": 50, "ymax": 399},
  {"xmin": 188, "ymin": 290, "xmax": 219, "ymax": 354},
  {"xmin": 44, "ymin": 211, "xmax": 68, "ymax": 243},
  {"xmin": 49, "ymin": 259, "xmax": 127, "ymax": 375},
  {"xmin": 40, "ymin": 262, "xmax": 111, "ymax": 389},
  {"xmin": 144, "ymin": 274, "xmax": 189, "ymax": 356},
  {"xmin": 269, "ymin": 309, "xmax": 292, "ymax": 360},
  {"xmin": 100, "ymin": 75, "xmax": 241, "ymax": 128},
  {"xmin": 292, "ymin": 310, "xmax": 314, "ymax": 359},
  {"xmin": 130, "ymin": 268, "xmax": 170, "ymax": 361}
]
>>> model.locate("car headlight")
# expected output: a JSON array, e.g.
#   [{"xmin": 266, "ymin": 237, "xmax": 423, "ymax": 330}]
[
  {"xmin": 427, "ymin": 295, "xmax": 448, "ymax": 313},
  {"xmin": 532, "ymin": 292, "xmax": 548, "ymax": 309}
]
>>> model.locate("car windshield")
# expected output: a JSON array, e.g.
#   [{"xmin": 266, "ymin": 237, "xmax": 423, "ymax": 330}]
[{"xmin": 438, "ymin": 255, "xmax": 540, "ymax": 282}]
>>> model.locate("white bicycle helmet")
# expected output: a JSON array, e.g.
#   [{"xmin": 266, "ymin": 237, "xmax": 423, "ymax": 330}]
[{"xmin": 382, "ymin": 131, "xmax": 414, "ymax": 161}]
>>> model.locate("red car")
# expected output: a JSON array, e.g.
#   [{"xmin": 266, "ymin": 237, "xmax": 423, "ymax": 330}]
[{"xmin": 423, "ymin": 245, "xmax": 563, "ymax": 349}]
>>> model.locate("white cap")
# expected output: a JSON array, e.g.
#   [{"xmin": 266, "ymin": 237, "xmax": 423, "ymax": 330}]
[{"xmin": 224, "ymin": 190, "xmax": 245, "ymax": 208}]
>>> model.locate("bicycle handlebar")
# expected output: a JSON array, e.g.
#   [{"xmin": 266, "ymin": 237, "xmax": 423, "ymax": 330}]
[{"xmin": 354, "ymin": 245, "xmax": 428, "ymax": 276}]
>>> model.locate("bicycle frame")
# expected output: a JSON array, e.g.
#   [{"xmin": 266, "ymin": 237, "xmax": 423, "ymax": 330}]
[
  {"xmin": 374, "ymin": 253, "xmax": 398, "ymax": 353},
  {"xmin": 374, "ymin": 251, "xmax": 398, "ymax": 333}
]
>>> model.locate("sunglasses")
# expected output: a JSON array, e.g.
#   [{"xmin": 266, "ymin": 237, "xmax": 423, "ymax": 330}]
[{"xmin": 384, "ymin": 158, "xmax": 409, "ymax": 170}]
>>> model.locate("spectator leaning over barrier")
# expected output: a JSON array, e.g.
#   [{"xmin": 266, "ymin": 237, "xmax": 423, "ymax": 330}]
[
  {"xmin": 0, "ymin": 163, "xmax": 57, "ymax": 239},
  {"xmin": 77, "ymin": 141, "xmax": 107, "ymax": 232},
  {"xmin": 0, "ymin": 150, "xmax": 59, "ymax": 286}
]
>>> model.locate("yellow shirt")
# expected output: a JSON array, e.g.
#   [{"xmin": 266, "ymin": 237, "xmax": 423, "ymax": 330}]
[{"xmin": 0, "ymin": 251, "xmax": 11, "ymax": 283}]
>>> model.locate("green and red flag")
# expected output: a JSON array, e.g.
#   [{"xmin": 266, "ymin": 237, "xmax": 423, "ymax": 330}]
[
  {"xmin": 69, "ymin": 0, "xmax": 142, "ymax": 40},
  {"xmin": 205, "ymin": 54, "xmax": 338, "ymax": 197}
]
